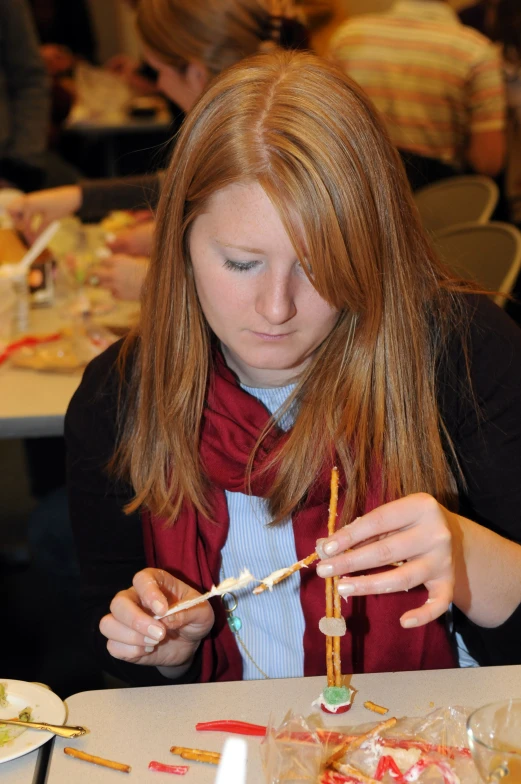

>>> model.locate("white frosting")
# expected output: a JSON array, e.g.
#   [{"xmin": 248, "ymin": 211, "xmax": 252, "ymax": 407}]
[
  {"xmin": 312, "ymin": 691, "xmax": 352, "ymax": 713},
  {"xmin": 252, "ymin": 567, "xmax": 293, "ymax": 593},
  {"xmin": 155, "ymin": 569, "xmax": 255, "ymax": 619},
  {"xmin": 318, "ymin": 616, "xmax": 347, "ymax": 636}
]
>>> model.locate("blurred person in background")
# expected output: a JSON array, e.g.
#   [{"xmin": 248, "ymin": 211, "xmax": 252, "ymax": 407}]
[
  {"xmin": 0, "ymin": 0, "xmax": 50, "ymax": 190},
  {"xmin": 327, "ymin": 0, "xmax": 507, "ymax": 191},
  {"xmin": 459, "ymin": 0, "xmax": 501, "ymax": 38},
  {"xmin": 9, "ymin": 0, "xmax": 333, "ymax": 302}
]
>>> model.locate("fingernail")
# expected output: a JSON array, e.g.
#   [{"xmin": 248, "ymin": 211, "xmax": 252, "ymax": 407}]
[
  {"xmin": 401, "ymin": 617, "xmax": 418, "ymax": 628},
  {"xmin": 152, "ymin": 600, "xmax": 164, "ymax": 616},
  {"xmin": 338, "ymin": 582, "xmax": 355, "ymax": 596},
  {"xmin": 144, "ymin": 646, "xmax": 154, "ymax": 653},
  {"xmin": 147, "ymin": 624, "xmax": 163, "ymax": 640},
  {"xmin": 316, "ymin": 564, "xmax": 334, "ymax": 577},
  {"xmin": 323, "ymin": 541, "xmax": 339, "ymax": 556},
  {"xmin": 144, "ymin": 636, "xmax": 159, "ymax": 645}
]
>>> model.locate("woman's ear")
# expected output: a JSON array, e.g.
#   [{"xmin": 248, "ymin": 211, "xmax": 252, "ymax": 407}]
[{"xmin": 184, "ymin": 61, "xmax": 210, "ymax": 96}]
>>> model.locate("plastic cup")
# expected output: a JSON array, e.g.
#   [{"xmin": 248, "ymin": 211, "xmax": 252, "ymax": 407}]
[{"xmin": 467, "ymin": 699, "xmax": 521, "ymax": 783}]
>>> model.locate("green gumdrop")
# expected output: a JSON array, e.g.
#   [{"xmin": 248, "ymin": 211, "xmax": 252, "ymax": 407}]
[{"xmin": 323, "ymin": 686, "xmax": 351, "ymax": 705}]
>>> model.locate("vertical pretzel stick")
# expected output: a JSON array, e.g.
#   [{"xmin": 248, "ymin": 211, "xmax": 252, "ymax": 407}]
[{"xmin": 327, "ymin": 467, "xmax": 340, "ymax": 686}]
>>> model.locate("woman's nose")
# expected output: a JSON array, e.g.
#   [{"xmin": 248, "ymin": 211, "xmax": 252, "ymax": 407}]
[{"xmin": 255, "ymin": 273, "xmax": 297, "ymax": 325}]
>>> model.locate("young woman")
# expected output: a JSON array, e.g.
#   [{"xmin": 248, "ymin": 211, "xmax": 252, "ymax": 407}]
[{"xmin": 66, "ymin": 50, "xmax": 521, "ymax": 688}]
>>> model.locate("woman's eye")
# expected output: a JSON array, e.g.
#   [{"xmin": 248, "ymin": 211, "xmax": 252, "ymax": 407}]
[{"xmin": 223, "ymin": 259, "xmax": 260, "ymax": 272}]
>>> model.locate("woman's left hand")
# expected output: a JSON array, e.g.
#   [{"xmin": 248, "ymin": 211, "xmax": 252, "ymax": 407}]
[{"xmin": 316, "ymin": 493, "xmax": 459, "ymax": 629}]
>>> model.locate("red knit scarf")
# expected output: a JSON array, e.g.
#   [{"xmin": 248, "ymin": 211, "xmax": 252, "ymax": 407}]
[{"xmin": 142, "ymin": 352, "xmax": 456, "ymax": 681}]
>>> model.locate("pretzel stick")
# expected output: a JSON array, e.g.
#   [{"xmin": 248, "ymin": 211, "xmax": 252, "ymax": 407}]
[
  {"xmin": 327, "ymin": 467, "xmax": 340, "ymax": 687},
  {"xmin": 330, "ymin": 761, "xmax": 380, "ymax": 784},
  {"xmin": 326, "ymin": 717, "xmax": 397, "ymax": 766},
  {"xmin": 170, "ymin": 746, "xmax": 220, "ymax": 765},
  {"xmin": 63, "ymin": 747, "xmax": 131, "ymax": 773},
  {"xmin": 364, "ymin": 700, "xmax": 388, "ymax": 715},
  {"xmin": 253, "ymin": 552, "xmax": 319, "ymax": 594}
]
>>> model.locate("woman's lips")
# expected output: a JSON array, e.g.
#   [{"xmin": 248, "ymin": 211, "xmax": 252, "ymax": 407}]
[{"xmin": 251, "ymin": 331, "xmax": 292, "ymax": 341}]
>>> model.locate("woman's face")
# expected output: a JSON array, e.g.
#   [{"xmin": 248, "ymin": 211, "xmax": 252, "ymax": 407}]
[
  {"xmin": 143, "ymin": 48, "xmax": 208, "ymax": 112},
  {"xmin": 189, "ymin": 182, "xmax": 340, "ymax": 387}
]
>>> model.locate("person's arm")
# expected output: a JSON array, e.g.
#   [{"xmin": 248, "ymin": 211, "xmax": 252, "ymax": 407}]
[
  {"xmin": 9, "ymin": 174, "xmax": 163, "ymax": 242},
  {"xmin": 0, "ymin": 0, "xmax": 50, "ymax": 160},
  {"xmin": 316, "ymin": 297, "xmax": 521, "ymax": 658},
  {"xmin": 65, "ymin": 341, "xmax": 204, "ymax": 685},
  {"xmin": 466, "ymin": 46, "xmax": 507, "ymax": 176}
]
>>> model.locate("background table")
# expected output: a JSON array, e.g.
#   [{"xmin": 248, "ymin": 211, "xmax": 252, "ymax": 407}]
[
  {"xmin": 1, "ymin": 744, "xmax": 48, "ymax": 784},
  {"xmin": 45, "ymin": 665, "xmax": 521, "ymax": 783},
  {"xmin": 0, "ymin": 300, "xmax": 137, "ymax": 439}
]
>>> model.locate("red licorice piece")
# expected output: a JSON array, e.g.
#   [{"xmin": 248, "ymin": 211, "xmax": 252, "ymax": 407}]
[
  {"xmin": 196, "ymin": 720, "xmax": 267, "ymax": 737},
  {"xmin": 148, "ymin": 760, "xmax": 189, "ymax": 775}
]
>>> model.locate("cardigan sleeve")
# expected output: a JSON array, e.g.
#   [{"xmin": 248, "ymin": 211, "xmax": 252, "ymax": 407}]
[
  {"xmin": 439, "ymin": 296, "xmax": 521, "ymax": 665},
  {"xmin": 65, "ymin": 341, "xmax": 201, "ymax": 685}
]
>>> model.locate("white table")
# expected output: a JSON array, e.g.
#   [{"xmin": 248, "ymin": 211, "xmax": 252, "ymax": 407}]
[
  {"xmin": 0, "ymin": 300, "xmax": 137, "ymax": 439},
  {"xmin": 44, "ymin": 666, "xmax": 521, "ymax": 783}
]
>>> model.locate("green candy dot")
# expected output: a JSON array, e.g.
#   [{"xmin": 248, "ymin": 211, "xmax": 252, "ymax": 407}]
[{"xmin": 323, "ymin": 686, "xmax": 351, "ymax": 705}]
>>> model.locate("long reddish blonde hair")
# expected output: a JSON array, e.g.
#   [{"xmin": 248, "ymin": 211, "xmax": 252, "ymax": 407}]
[{"xmin": 115, "ymin": 50, "xmax": 474, "ymax": 525}]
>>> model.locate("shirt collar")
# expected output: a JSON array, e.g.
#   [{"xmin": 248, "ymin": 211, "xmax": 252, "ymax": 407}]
[{"xmin": 390, "ymin": 1, "xmax": 459, "ymax": 25}]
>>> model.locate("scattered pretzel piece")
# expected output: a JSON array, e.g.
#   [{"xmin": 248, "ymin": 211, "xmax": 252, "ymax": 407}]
[
  {"xmin": 170, "ymin": 745, "xmax": 220, "ymax": 765},
  {"xmin": 64, "ymin": 747, "xmax": 131, "ymax": 773},
  {"xmin": 363, "ymin": 701, "xmax": 388, "ymax": 715}
]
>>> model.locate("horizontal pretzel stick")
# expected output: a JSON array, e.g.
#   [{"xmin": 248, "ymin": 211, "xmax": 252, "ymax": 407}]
[
  {"xmin": 253, "ymin": 552, "xmax": 319, "ymax": 594},
  {"xmin": 63, "ymin": 747, "xmax": 131, "ymax": 773},
  {"xmin": 326, "ymin": 717, "xmax": 397, "ymax": 766},
  {"xmin": 364, "ymin": 701, "xmax": 388, "ymax": 715},
  {"xmin": 170, "ymin": 745, "xmax": 220, "ymax": 765}
]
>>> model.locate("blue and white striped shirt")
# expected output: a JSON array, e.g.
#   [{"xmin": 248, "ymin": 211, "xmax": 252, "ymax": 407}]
[{"xmin": 221, "ymin": 382, "xmax": 306, "ymax": 680}]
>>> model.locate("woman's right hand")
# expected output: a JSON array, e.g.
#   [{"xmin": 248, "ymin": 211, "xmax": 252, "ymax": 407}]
[
  {"xmin": 99, "ymin": 568, "xmax": 215, "ymax": 667},
  {"xmin": 8, "ymin": 186, "xmax": 82, "ymax": 242}
]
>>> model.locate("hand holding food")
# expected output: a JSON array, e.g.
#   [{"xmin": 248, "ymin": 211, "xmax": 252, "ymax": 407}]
[
  {"xmin": 8, "ymin": 186, "xmax": 82, "ymax": 242},
  {"xmin": 105, "ymin": 220, "xmax": 155, "ymax": 256},
  {"xmin": 90, "ymin": 253, "xmax": 149, "ymax": 300},
  {"xmin": 99, "ymin": 568, "xmax": 215, "ymax": 667},
  {"xmin": 316, "ymin": 493, "xmax": 456, "ymax": 629}
]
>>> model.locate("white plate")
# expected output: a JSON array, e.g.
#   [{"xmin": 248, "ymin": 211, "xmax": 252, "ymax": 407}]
[{"xmin": 0, "ymin": 679, "xmax": 66, "ymax": 764}]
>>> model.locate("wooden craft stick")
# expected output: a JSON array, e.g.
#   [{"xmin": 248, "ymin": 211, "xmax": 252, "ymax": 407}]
[
  {"xmin": 64, "ymin": 747, "xmax": 131, "ymax": 773},
  {"xmin": 170, "ymin": 746, "xmax": 220, "ymax": 765},
  {"xmin": 253, "ymin": 552, "xmax": 319, "ymax": 594},
  {"xmin": 326, "ymin": 717, "xmax": 397, "ymax": 766}
]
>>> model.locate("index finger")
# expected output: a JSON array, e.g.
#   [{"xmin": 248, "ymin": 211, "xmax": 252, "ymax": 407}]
[
  {"xmin": 317, "ymin": 493, "xmax": 439, "ymax": 558},
  {"xmin": 132, "ymin": 568, "xmax": 179, "ymax": 617}
]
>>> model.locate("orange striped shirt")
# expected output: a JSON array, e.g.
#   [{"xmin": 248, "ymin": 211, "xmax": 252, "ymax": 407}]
[{"xmin": 327, "ymin": 1, "xmax": 506, "ymax": 169}]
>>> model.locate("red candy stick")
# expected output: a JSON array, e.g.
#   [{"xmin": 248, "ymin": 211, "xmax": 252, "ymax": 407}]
[
  {"xmin": 148, "ymin": 761, "xmax": 189, "ymax": 775},
  {"xmin": 196, "ymin": 720, "xmax": 266, "ymax": 737}
]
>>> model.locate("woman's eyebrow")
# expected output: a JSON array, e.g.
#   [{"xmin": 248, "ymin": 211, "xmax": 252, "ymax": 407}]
[{"xmin": 216, "ymin": 240, "xmax": 266, "ymax": 254}]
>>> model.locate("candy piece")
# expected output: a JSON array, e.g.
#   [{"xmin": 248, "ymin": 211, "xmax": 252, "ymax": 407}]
[
  {"xmin": 319, "ymin": 617, "xmax": 347, "ymax": 636},
  {"xmin": 149, "ymin": 761, "xmax": 189, "ymax": 775}
]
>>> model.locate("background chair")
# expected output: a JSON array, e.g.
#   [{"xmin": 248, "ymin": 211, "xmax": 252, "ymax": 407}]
[
  {"xmin": 432, "ymin": 222, "xmax": 521, "ymax": 307},
  {"xmin": 414, "ymin": 175, "xmax": 499, "ymax": 234}
]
